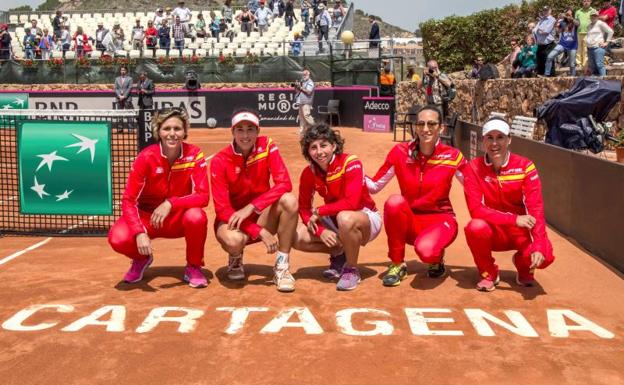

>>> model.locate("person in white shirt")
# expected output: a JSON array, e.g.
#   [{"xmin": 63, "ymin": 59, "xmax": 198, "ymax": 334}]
[
  {"xmin": 60, "ymin": 25, "xmax": 72, "ymax": 58},
  {"xmin": 153, "ymin": 8, "xmax": 165, "ymax": 30},
  {"xmin": 131, "ymin": 19, "xmax": 145, "ymax": 51},
  {"xmin": 316, "ymin": 3, "xmax": 331, "ymax": 53},
  {"xmin": 254, "ymin": 1, "xmax": 273, "ymax": 36},
  {"xmin": 173, "ymin": 0, "xmax": 192, "ymax": 30},
  {"xmin": 586, "ymin": 10, "xmax": 613, "ymax": 76}
]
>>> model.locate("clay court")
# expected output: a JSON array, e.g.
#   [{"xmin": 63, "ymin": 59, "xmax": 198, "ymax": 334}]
[{"xmin": 1, "ymin": 127, "xmax": 623, "ymax": 385}]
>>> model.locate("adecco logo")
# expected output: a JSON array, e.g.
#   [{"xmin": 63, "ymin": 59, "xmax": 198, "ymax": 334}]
[{"xmin": 365, "ymin": 101, "xmax": 391, "ymax": 111}]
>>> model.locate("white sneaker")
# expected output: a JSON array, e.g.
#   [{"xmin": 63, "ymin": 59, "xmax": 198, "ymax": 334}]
[
  {"xmin": 227, "ymin": 255, "xmax": 245, "ymax": 281},
  {"xmin": 273, "ymin": 263, "xmax": 295, "ymax": 292}
]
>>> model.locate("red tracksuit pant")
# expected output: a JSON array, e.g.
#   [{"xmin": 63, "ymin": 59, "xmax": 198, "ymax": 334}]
[
  {"xmin": 464, "ymin": 218, "xmax": 554, "ymax": 280},
  {"xmin": 384, "ymin": 194, "xmax": 458, "ymax": 264},
  {"xmin": 108, "ymin": 207, "xmax": 208, "ymax": 266}
]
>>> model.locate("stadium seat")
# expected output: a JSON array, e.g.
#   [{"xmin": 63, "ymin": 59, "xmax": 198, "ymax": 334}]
[
  {"xmin": 129, "ymin": 50, "xmax": 141, "ymax": 58},
  {"xmin": 221, "ymin": 48, "xmax": 233, "ymax": 56},
  {"xmin": 201, "ymin": 42, "xmax": 212, "ymax": 50},
  {"xmin": 240, "ymin": 42, "xmax": 252, "ymax": 50},
  {"xmin": 93, "ymin": 13, "xmax": 102, "ymax": 19},
  {"xmin": 195, "ymin": 48, "xmax": 207, "ymax": 57},
  {"xmin": 187, "ymin": 42, "xmax": 198, "ymax": 50},
  {"xmin": 125, "ymin": 12, "xmax": 135, "ymax": 18},
  {"xmin": 19, "ymin": 15, "xmax": 28, "ymax": 23},
  {"xmin": 235, "ymin": 48, "xmax": 248, "ymax": 57},
  {"xmin": 65, "ymin": 51, "xmax": 76, "ymax": 59},
  {"xmin": 155, "ymin": 49, "xmax": 168, "ymax": 57},
  {"xmin": 103, "ymin": 12, "xmax": 113, "ymax": 19},
  {"xmin": 114, "ymin": 13, "xmax": 124, "ymax": 19},
  {"xmin": 214, "ymin": 42, "xmax": 226, "ymax": 50},
  {"xmin": 227, "ymin": 42, "xmax": 239, "ymax": 50},
  {"xmin": 182, "ymin": 48, "xmax": 194, "ymax": 57},
  {"xmin": 90, "ymin": 50, "xmax": 102, "ymax": 59},
  {"xmin": 254, "ymin": 42, "xmax": 266, "ymax": 50},
  {"xmin": 143, "ymin": 50, "xmax": 155, "ymax": 58},
  {"xmin": 115, "ymin": 50, "xmax": 128, "ymax": 57},
  {"xmin": 250, "ymin": 48, "xmax": 263, "ymax": 57},
  {"xmin": 9, "ymin": 15, "xmax": 18, "ymax": 25}
]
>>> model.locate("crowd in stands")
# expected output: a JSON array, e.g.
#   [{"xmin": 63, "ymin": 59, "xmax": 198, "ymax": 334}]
[
  {"xmin": 0, "ymin": 0, "xmax": 349, "ymax": 60},
  {"xmin": 469, "ymin": 1, "xmax": 622, "ymax": 79}
]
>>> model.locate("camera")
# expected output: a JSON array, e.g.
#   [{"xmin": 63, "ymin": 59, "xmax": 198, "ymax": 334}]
[{"xmin": 428, "ymin": 68, "xmax": 435, "ymax": 74}]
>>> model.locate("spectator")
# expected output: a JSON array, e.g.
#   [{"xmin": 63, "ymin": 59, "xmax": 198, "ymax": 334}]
[
  {"xmin": 52, "ymin": 10, "xmax": 63, "ymax": 39},
  {"xmin": 219, "ymin": 18, "xmax": 233, "ymax": 42},
  {"xmin": 23, "ymin": 28, "xmax": 35, "ymax": 59},
  {"xmin": 165, "ymin": 7, "xmax": 174, "ymax": 24},
  {"xmin": 295, "ymin": 69, "xmax": 315, "ymax": 134},
  {"xmin": 271, "ymin": 0, "xmax": 285, "ymax": 18},
  {"xmin": 332, "ymin": 0, "xmax": 345, "ymax": 29},
  {"xmin": 237, "ymin": 6, "xmax": 255, "ymax": 37},
  {"xmin": 60, "ymin": 25, "xmax": 72, "ymax": 58},
  {"xmin": 532, "ymin": 6, "xmax": 556, "ymax": 75},
  {"xmin": 285, "ymin": 0, "xmax": 298, "ymax": 31},
  {"xmin": 470, "ymin": 56, "xmax": 499, "ymax": 80},
  {"xmin": 114, "ymin": 66, "xmax": 133, "ymax": 129},
  {"xmin": 173, "ymin": 0, "xmax": 192, "ymax": 28},
  {"xmin": 95, "ymin": 22, "xmax": 110, "ymax": 53},
  {"xmin": 248, "ymin": 0, "xmax": 261, "ymax": 14},
  {"xmin": 586, "ymin": 10, "xmax": 613, "ymax": 76},
  {"xmin": 223, "ymin": 0, "xmax": 234, "ymax": 23},
  {"xmin": 61, "ymin": 15, "xmax": 71, "ymax": 32},
  {"xmin": 30, "ymin": 20, "xmax": 42, "ymax": 37},
  {"xmin": 136, "ymin": 72, "xmax": 155, "ymax": 110},
  {"xmin": 112, "ymin": 22, "xmax": 125, "ymax": 52},
  {"xmin": 620, "ymin": 0, "xmax": 624, "ymax": 25},
  {"xmin": 73, "ymin": 26, "xmax": 88, "ymax": 58},
  {"xmin": 369, "ymin": 16, "xmax": 380, "ymax": 49},
  {"xmin": 575, "ymin": 0, "xmax": 596, "ymax": 69},
  {"xmin": 301, "ymin": 0, "xmax": 312, "ymax": 37},
  {"xmin": 131, "ymin": 19, "xmax": 145, "ymax": 52},
  {"xmin": 316, "ymin": 3, "xmax": 331, "ymax": 53},
  {"xmin": 500, "ymin": 38, "xmax": 521, "ymax": 78},
  {"xmin": 379, "ymin": 65, "xmax": 396, "ymax": 96},
  {"xmin": 418, "ymin": 59, "xmax": 455, "ymax": 119},
  {"xmin": 513, "ymin": 34, "xmax": 538, "ymax": 78},
  {"xmin": 172, "ymin": 16, "xmax": 185, "ymax": 57},
  {"xmin": 290, "ymin": 31, "xmax": 303, "ymax": 56},
  {"xmin": 195, "ymin": 13, "xmax": 207, "ymax": 40},
  {"xmin": 545, "ymin": 8, "xmax": 579, "ymax": 77},
  {"xmin": 145, "ymin": 20, "xmax": 158, "ymax": 55},
  {"xmin": 406, "ymin": 66, "xmax": 421, "ymax": 82},
  {"xmin": 38, "ymin": 28, "xmax": 54, "ymax": 60},
  {"xmin": 599, "ymin": 0, "xmax": 617, "ymax": 29},
  {"xmin": 469, "ymin": 57, "xmax": 484, "ymax": 79},
  {"xmin": 210, "ymin": 13, "xmax": 221, "ymax": 41},
  {"xmin": 153, "ymin": 8, "xmax": 166, "ymax": 30},
  {"xmin": 255, "ymin": 1, "xmax": 273, "ymax": 37},
  {"xmin": 0, "ymin": 24, "xmax": 11, "ymax": 60},
  {"xmin": 159, "ymin": 19, "xmax": 171, "ymax": 55}
]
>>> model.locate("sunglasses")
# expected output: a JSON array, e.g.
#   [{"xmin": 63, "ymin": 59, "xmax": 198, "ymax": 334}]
[{"xmin": 414, "ymin": 121, "xmax": 441, "ymax": 130}]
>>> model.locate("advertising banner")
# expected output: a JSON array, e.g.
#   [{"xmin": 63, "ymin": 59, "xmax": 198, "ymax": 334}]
[
  {"xmin": 18, "ymin": 121, "xmax": 113, "ymax": 215},
  {"xmin": 362, "ymin": 97, "xmax": 395, "ymax": 133}
]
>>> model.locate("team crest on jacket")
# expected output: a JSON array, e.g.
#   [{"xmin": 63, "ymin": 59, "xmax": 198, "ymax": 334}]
[
  {"xmin": 155, "ymin": 167, "xmax": 164, "ymax": 174},
  {"xmin": 235, "ymin": 167, "xmax": 241, "ymax": 174}
]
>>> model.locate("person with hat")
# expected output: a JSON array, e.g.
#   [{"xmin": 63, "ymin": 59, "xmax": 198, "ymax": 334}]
[
  {"xmin": 532, "ymin": 6, "xmax": 556, "ymax": 76},
  {"xmin": 316, "ymin": 2, "xmax": 331, "ymax": 53},
  {"xmin": 586, "ymin": 10, "xmax": 613, "ymax": 76},
  {"xmin": 112, "ymin": 21, "xmax": 125, "ymax": 52},
  {"xmin": 463, "ymin": 117, "xmax": 555, "ymax": 292},
  {"xmin": 173, "ymin": 0, "xmax": 192, "ymax": 31},
  {"xmin": 131, "ymin": 18, "xmax": 145, "ymax": 52},
  {"xmin": 95, "ymin": 22, "xmax": 110, "ymax": 53},
  {"xmin": 210, "ymin": 109, "xmax": 298, "ymax": 293},
  {"xmin": 108, "ymin": 107, "xmax": 210, "ymax": 289},
  {"xmin": 153, "ymin": 8, "xmax": 166, "ymax": 30}
]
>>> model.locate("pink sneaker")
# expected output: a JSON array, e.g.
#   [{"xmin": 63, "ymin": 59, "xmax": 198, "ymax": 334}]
[
  {"xmin": 476, "ymin": 275, "xmax": 500, "ymax": 292},
  {"xmin": 123, "ymin": 255, "xmax": 153, "ymax": 283},
  {"xmin": 184, "ymin": 265, "xmax": 208, "ymax": 288}
]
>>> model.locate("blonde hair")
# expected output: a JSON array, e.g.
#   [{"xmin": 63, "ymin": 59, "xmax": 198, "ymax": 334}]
[{"xmin": 151, "ymin": 108, "xmax": 190, "ymax": 142}]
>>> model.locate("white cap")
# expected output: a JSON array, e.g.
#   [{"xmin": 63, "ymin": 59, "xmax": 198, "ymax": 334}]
[
  {"xmin": 231, "ymin": 111, "xmax": 260, "ymax": 128},
  {"xmin": 482, "ymin": 119, "xmax": 510, "ymax": 136}
]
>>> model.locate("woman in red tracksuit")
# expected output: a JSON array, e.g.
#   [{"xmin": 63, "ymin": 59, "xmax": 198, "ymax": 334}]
[
  {"xmin": 367, "ymin": 105, "xmax": 466, "ymax": 287},
  {"xmin": 294, "ymin": 124, "xmax": 382, "ymax": 291},
  {"xmin": 210, "ymin": 109, "xmax": 298, "ymax": 293},
  {"xmin": 463, "ymin": 118, "xmax": 555, "ymax": 292},
  {"xmin": 108, "ymin": 108, "xmax": 210, "ymax": 288}
]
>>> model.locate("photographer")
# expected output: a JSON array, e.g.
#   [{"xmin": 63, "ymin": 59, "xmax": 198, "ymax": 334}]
[
  {"xmin": 294, "ymin": 69, "xmax": 315, "ymax": 135},
  {"xmin": 545, "ymin": 8, "xmax": 579, "ymax": 77},
  {"xmin": 418, "ymin": 60, "xmax": 456, "ymax": 119}
]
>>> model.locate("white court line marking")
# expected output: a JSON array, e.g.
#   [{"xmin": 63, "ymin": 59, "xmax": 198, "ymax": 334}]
[{"xmin": 0, "ymin": 237, "xmax": 52, "ymax": 266}]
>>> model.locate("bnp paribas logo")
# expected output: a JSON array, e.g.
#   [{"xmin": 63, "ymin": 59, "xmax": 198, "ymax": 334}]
[
  {"xmin": 0, "ymin": 93, "xmax": 28, "ymax": 110},
  {"xmin": 18, "ymin": 121, "xmax": 113, "ymax": 215}
]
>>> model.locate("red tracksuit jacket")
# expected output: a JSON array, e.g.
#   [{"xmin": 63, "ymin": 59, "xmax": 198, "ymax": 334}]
[
  {"xmin": 121, "ymin": 142, "xmax": 210, "ymax": 236},
  {"xmin": 366, "ymin": 141, "xmax": 466, "ymax": 214},
  {"xmin": 210, "ymin": 136, "xmax": 292, "ymax": 240},
  {"xmin": 463, "ymin": 152, "xmax": 553, "ymax": 257},
  {"xmin": 299, "ymin": 153, "xmax": 377, "ymax": 237}
]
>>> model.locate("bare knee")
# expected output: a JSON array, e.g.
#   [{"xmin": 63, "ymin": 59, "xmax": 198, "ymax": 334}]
[
  {"xmin": 336, "ymin": 211, "xmax": 358, "ymax": 231},
  {"xmin": 278, "ymin": 192, "xmax": 298, "ymax": 214},
  {"xmin": 217, "ymin": 230, "xmax": 246, "ymax": 255}
]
